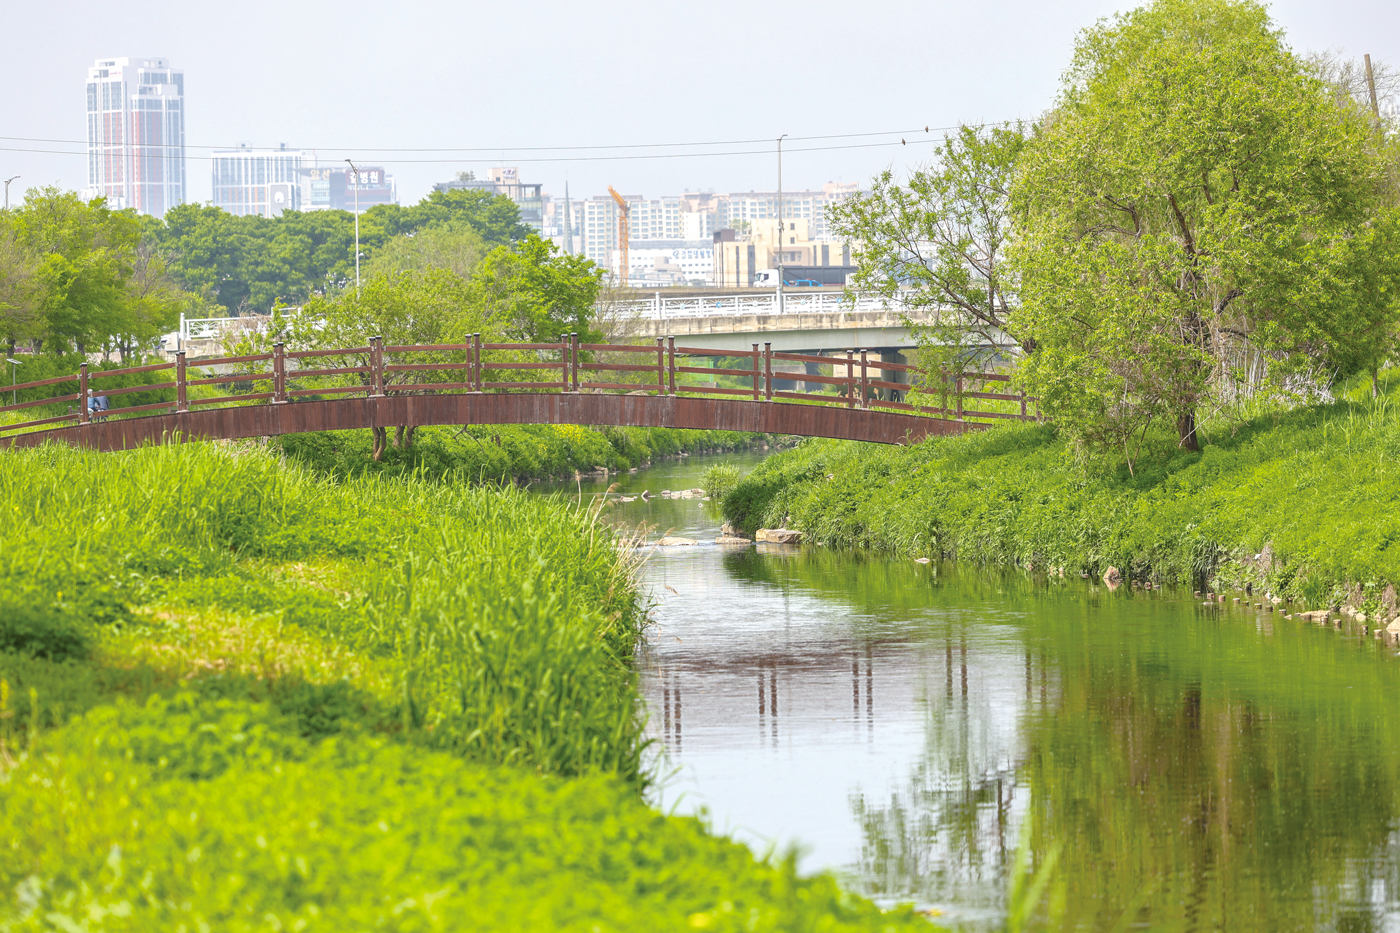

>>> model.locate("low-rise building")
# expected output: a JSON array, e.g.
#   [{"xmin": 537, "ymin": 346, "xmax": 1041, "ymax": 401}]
[
  {"xmin": 300, "ymin": 164, "xmax": 397, "ymax": 214},
  {"xmin": 609, "ymin": 240, "xmax": 714, "ymax": 286},
  {"xmin": 712, "ymin": 218, "xmax": 851, "ymax": 288},
  {"xmin": 210, "ymin": 145, "xmax": 308, "ymax": 217}
]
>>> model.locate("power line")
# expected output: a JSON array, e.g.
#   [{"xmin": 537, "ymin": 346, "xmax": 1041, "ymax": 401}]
[
  {"xmin": 0, "ymin": 124, "xmax": 992, "ymax": 154},
  {"xmin": 0, "ymin": 137, "xmax": 956, "ymax": 165}
]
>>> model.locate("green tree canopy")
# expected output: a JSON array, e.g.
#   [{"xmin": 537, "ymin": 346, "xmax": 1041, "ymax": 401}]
[
  {"xmin": 1011, "ymin": 0, "xmax": 1400, "ymax": 456},
  {"xmin": 149, "ymin": 189, "xmax": 530, "ymax": 316},
  {"xmin": 360, "ymin": 221, "xmax": 488, "ymax": 281},
  {"xmin": 4, "ymin": 188, "xmax": 186, "ymax": 357},
  {"xmin": 830, "ymin": 124, "xmax": 1028, "ymax": 374},
  {"xmin": 465, "ymin": 236, "xmax": 604, "ymax": 343}
]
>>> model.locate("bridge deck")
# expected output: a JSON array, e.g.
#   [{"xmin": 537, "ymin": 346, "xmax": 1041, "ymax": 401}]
[{"xmin": 0, "ymin": 337, "xmax": 1034, "ymax": 451}]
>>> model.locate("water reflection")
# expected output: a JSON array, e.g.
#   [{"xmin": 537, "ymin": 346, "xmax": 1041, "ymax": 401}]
[{"xmin": 543, "ymin": 453, "xmax": 1400, "ymax": 932}]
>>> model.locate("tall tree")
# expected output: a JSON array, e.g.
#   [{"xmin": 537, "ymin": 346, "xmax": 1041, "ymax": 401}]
[
  {"xmin": 1012, "ymin": 0, "xmax": 1399, "ymax": 457},
  {"xmin": 829, "ymin": 124, "xmax": 1029, "ymax": 375},
  {"xmin": 465, "ymin": 236, "xmax": 604, "ymax": 343}
]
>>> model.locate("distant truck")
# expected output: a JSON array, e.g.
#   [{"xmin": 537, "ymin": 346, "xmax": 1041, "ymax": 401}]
[{"xmin": 752, "ymin": 266, "xmax": 856, "ymax": 287}]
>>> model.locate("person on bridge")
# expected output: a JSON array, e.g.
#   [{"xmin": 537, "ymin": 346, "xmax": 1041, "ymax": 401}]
[{"xmin": 88, "ymin": 394, "xmax": 109, "ymax": 421}]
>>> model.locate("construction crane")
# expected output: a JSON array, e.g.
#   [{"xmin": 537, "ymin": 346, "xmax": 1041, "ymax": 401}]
[{"xmin": 607, "ymin": 186, "xmax": 630, "ymax": 287}]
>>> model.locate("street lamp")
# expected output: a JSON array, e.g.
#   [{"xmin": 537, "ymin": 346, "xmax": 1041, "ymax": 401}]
[
  {"xmin": 3, "ymin": 176, "xmax": 18, "ymax": 210},
  {"xmin": 6, "ymin": 358, "xmax": 21, "ymax": 405},
  {"xmin": 776, "ymin": 135, "xmax": 787, "ymax": 315},
  {"xmin": 344, "ymin": 160, "xmax": 361, "ymax": 295}
]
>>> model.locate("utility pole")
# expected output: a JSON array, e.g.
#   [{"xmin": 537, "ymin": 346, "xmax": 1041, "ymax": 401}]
[
  {"xmin": 3, "ymin": 176, "xmax": 18, "ymax": 210},
  {"xmin": 344, "ymin": 160, "xmax": 361, "ymax": 295},
  {"xmin": 1364, "ymin": 54, "xmax": 1382, "ymax": 124},
  {"xmin": 776, "ymin": 134, "xmax": 787, "ymax": 315}
]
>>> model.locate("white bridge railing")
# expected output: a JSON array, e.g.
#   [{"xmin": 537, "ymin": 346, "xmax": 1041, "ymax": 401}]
[
  {"xmin": 614, "ymin": 290, "xmax": 914, "ymax": 320},
  {"xmin": 173, "ymin": 291, "xmax": 920, "ymax": 345}
]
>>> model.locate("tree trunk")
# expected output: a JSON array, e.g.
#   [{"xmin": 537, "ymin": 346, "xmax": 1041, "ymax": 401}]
[
  {"xmin": 1177, "ymin": 410, "xmax": 1201, "ymax": 452},
  {"xmin": 394, "ymin": 424, "xmax": 405, "ymax": 449},
  {"xmin": 1372, "ymin": 368, "xmax": 1380, "ymax": 400},
  {"xmin": 371, "ymin": 426, "xmax": 387, "ymax": 461}
]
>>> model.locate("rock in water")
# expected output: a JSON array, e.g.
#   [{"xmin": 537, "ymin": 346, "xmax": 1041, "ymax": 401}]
[
  {"xmin": 1103, "ymin": 566, "xmax": 1123, "ymax": 586},
  {"xmin": 755, "ymin": 528, "xmax": 804, "ymax": 544},
  {"xmin": 656, "ymin": 536, "xmax": 697, "ymax": 546},
  {"xmin": 714, "ymin": 536, "xmax": 753, "ymax": 546}
]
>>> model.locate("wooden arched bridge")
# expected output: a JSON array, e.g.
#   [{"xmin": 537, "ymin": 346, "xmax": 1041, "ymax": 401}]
[{"xmin": 0, "ymin": 336, "xmax": 1035, "ymax": 452}]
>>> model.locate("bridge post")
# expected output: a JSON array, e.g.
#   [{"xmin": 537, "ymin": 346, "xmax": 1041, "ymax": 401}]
[
  {"xmin": 473, "ymin": 334, "xmax": 483, "ymax": 392},
  {"xmin": 956, "ymin": 375, "xmax": 964, "ymax": 421},
  {"xmin": 860, "ymin": 351, "xmax": 869, "ymax": 409},
  {"xmin": 751, "ymin": 344, "xmax": 760, "ymax": 401},
  {"xmin": 667, "ymin": 336, "xmax": 676, "ymax": 396},
  {"xmin": 763, "ymin": 343, "xmax": 773, "ymax": 401},
  {"xmin": 78, "ymin": 363, "xmax": 89, "ymax": 425},
  {"xmin": 559, "ymin": 335, "xmax": 569, "ymax": 393},
  {"xmin": 369, "ymin": 336, "xmax": 385, "ymax": 397},
  {"xmin": 571, "ymin": 333, "xmax": 580, "ymax": 392},
  {"xmin": 176, "ymin": 351, "xmax": 189, "ymax": 412},
  {"xmin": 845, "ymin": 350, "xmax": 855, "ymax": 409},
  {"xmin": 655, "ymin": 338, "xmax": 666, "ymax": 395},
  {"xmin": 271, "ymin": 344, "xmax": 285, "ymax": 404}
]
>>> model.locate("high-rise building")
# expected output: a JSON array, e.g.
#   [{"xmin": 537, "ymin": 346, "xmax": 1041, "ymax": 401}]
[
  {"xmin": 83, "ymin": 57, "xmax": 185, "ymax": 217},
  {"xmin": 210, "ymin": 145, "xmax": 309, "ymax": 217}
]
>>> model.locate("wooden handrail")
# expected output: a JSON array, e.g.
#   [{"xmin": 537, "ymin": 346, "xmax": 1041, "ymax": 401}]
[{"xmin": 0, "ymin": 339, "xmax": 1038, "ymax": 438}]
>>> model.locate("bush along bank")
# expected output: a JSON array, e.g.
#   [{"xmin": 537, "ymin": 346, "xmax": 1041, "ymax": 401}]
[
  {"xmin": 275, "ymin": 423, "xmax": 766, "ymax": 482},
  {"xmin": 721, "ymin": 396, "xmax": 1400, "ymax": 632},
  {"xmin": 0, "ymin": 442, "xmax": 934, "ymax": 931}
]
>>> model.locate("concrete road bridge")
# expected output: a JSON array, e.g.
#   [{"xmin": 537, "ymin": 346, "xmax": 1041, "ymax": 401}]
[{"xmin": 1, "ymin": 337, "xmax": 1034, "ymax": 452}]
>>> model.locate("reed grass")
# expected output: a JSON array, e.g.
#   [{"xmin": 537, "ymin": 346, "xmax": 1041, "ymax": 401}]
[{"xmin": 0, "ymin": 440, "xmax": 647, "ymax": 780}]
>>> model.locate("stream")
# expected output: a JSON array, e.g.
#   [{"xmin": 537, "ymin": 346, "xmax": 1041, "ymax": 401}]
[{"xmin": 543, "ymin": 450, "xmax": 1400, "ymax": 932}]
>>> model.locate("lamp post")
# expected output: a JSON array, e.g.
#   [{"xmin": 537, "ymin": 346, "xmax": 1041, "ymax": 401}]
[
  {"xmin": 776, "ymin": 135, "xmax": 787, "ymax": 315},
  {"xmin": 6, "ymin": 358, "xmax": 21, "ymax": 405},
  {"xmin": 3, "ymin": 176, "xmax": 17, "ymax": 210},
  {"xmin": 344, "ymin": 160, "xmax": 361, "ymax": 295}
]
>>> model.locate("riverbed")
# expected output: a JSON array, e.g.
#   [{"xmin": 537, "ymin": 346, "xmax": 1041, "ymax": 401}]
[{"xmin": 545, "ymin": 450, "xmax": 1400, "ymax": 932}]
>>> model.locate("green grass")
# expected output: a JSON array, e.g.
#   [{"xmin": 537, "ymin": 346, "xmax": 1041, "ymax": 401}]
[
  {"xmin": 0, "ymin": 441, "xmax": 935, "ymax": 931},
  {"xmin": 275, "ymin": 423, "xmax": 760, "ymax": 480},
  {"xmin": 722, "ymin": 381, "xmax": 1400, "ymax": 610},
  {"xmin": 701, "ymin": 462, "xmax": 742, "ymax": 499},
  {"xmin": 0, "ymin": 690, "xmax": 930, "ymax": 932}
]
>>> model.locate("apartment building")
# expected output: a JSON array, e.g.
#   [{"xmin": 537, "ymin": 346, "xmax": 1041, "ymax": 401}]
[{"xmin": 83, "ymin": 56, "xmax": 185, "ymax": 217}]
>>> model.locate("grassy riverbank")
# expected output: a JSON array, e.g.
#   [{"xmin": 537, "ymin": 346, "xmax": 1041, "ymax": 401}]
[
  {"xmin": 722, "ymin": 384, "xmax": 1400, "ymax": 614},
  {"xmin": 0, "ymin": 442, "xmax": 932, "ymax": 931},
  {"xmin": 275, "ymin": 424, "xmax": 762, "ymax": 481}
]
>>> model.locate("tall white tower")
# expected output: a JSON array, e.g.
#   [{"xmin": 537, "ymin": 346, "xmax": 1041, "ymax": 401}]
[{"xmin": 84, "ymin": 57, "xmax": 185, "ymax": 218}]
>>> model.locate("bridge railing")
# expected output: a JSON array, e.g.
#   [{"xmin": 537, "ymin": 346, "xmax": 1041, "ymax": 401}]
[
  {"xmin": 0, "ymin": 337, "xmax": 1038, "ymax": 438},
  {"xmin": 616, "ymin": 290, "xmax": 913, "ymax": 320}
]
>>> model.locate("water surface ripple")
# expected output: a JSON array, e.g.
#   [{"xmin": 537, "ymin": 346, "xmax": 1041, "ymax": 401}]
[{"xmin": 543, "ymin": 452, "xmax": 1400, "ymax": 932}]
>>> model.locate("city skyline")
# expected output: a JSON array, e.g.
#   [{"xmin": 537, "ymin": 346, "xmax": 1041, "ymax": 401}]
[{"xmin": 5, "ymin": 0, "xmax": 1394, "ymax": 213}]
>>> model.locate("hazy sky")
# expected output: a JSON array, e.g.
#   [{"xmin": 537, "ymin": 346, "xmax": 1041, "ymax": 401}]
[{"xmin": 5, "ymin": 0, "xmax": 1398, "ymax": 210}]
